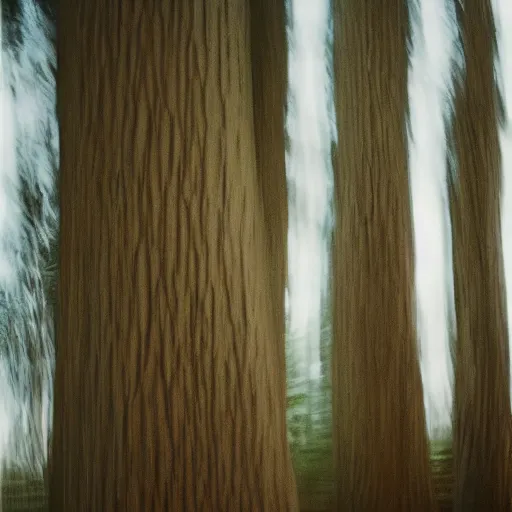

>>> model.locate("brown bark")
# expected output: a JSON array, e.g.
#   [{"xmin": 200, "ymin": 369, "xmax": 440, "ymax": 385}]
[
  {"xmin": 249, "ymin": 0, "xmax": 298, "ymax": 502},
  {"xmin": 51, "ymin": 1, "xmax": 297, "ymax": 510},
  {"xmin": 449, "ymin": 1, "xmax": 512, "ymax": 509},
  {"xmin": 250, "ymin": 0, "xmax": 288, "ymax": 400},
  {"xmin": 331, "ymin": 1, "xmax": 436, "ymax": 509}
]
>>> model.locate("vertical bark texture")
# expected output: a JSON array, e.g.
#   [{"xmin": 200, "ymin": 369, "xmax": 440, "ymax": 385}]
[
  {"xmin": 331, "ymin": 1, "xmax": 436, "ymax": 509},
  {"xmin": 449, "ymin": 1, "xmax": 512, "ymax": 509},
  {"xmin": 51, "ymin": 1, "xmax": 298, "ymax": 510},
  {"xmin": 249, "ymin": 0, "xmax": 289, "ymax": 417},
  {"xmin": 249, "ymin": 0, "xmax": 298, "ymax": 501}
]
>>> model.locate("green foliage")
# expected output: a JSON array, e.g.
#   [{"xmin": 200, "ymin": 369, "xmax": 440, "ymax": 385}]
[
  {"xmin": 287, "ymin": 392, "xmax": 308, "ymax": 409},
  {"xmin": 285, "ymin": 298, "xmax": 333, "ymax": 508}
]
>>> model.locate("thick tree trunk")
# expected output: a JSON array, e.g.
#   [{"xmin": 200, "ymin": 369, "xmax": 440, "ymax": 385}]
[
  {"xmin": 331, "ymin": 1, "xmax": 436, "ymax": 509},
  {"xmin": 449, "ymin": 1, "xmax": 512, "ymax": 509},
  {"xmin": 51, "ymin": 1, "xmax": 297, "ymax": 510}
]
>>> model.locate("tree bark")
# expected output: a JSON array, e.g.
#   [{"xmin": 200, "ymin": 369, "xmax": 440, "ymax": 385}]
[
  {"xmin": 449, "ymin": 1, "xmax": 512, "ymax": 509},
  {"xmin": 250, "ymin": 0, "xmax": 288, "ymax": 404},
  {"xmin": 331, "ymin": 1, "xmax": 436, "ymax": 509},
  {"xmin": 51, "ymin": 1, "xmax": 297, "ymax": 510},
  {"xmin": 249, "ymin": 0, "xmax": 298, "ymax": 501}
]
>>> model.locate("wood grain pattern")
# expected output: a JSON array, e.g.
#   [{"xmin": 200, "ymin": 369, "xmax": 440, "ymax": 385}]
[
  {"xmin": 249, "ymin": 1, "xmax": 299, "ymax": 505},
  {"xmin": 331, "ymin": 1, "xmax": 436, "ymax": 509},
  {"xmin": 448, "ymin": 1, "xmax": 512, "ymax": 509},
  {"xmin": 250, "ymin": 0, "xmax": 289, "ymax": 402},
  {"xmin": 51, "ymin": 1, "xmax": 297, "ymax": 510}
]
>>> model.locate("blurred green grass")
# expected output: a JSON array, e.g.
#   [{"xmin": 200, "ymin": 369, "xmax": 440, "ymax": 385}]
[{"xmin": 1, "ymin": 469, "xmax": 48, "ymax": 512}]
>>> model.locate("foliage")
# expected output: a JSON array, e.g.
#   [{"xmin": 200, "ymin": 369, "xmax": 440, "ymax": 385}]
[{"xmin": 285, "ymin": 298, "xmax": 333, "ymax": 509}]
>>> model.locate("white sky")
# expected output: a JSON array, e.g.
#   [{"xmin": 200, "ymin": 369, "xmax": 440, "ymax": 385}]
[
  {"xmin": 407, "ymin": 0, "xmax": 457, "ymax": 438},
  {"xmin": 0, "ymin": 3, "xmax": 20, "ymax": 460},
  {"xmin": 0, "ymin": 7, "xmax": 23, "ymax": 290},
  {"xmin": 286, "ymin": 0, "xmax": 333, "ymax": 383}
]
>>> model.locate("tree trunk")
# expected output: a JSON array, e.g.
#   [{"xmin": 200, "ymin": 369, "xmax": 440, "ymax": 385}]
[
  {"xmin": 51, "ymin": 1, "xmax": 298, "ymax": 510},
  {"xmin": 331, "ymin": 1, "xmax": 436, "ymax": 509},
  {"xmin": 449, "ymin": 1, "xmax": 512, "ymax": 509},
  {"xmin": 249, "ymin": 0, "xmax": 298, "ymax": 501},
  {"xmin": 250, "ymin": 0, "xmax": 289, "ymax": 406}
]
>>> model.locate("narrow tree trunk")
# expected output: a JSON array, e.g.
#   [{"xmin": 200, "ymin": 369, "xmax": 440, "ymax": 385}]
[
  {"xmin": 51, "ymin": 1, "xmax": 297, "ymax": 510},
  {"xmin": 250, "ymin": 0, "xmax": 289, "ymax": 403},
  {"xmin": 249, "ymin": 0, "xmax": 299, "ymax": 502},
  {"xmin": 331, "ymin": 1, "xmax": 436, "ymax": 509},
  {"xmin": 449, "ymin": 1, "xmax": 512, "ymax": 509}
]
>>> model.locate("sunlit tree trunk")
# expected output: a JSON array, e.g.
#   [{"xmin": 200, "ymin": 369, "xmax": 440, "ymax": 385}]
[
  {"xmin": 51, "ymin": 1, "xmax": 298, "ymax": 510},
  {"xmin": 449, "ymin": 1, "xmax": 512, "ymax": 509},
  {"xmin": 331, "ymin": 1, "xmax": 436, "ymax": 509}
]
